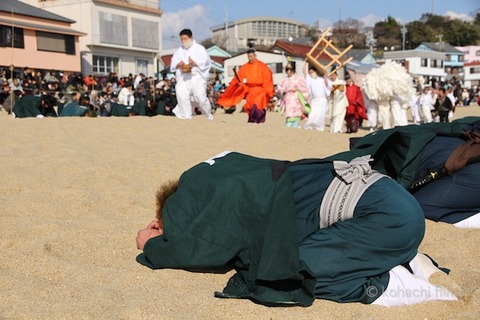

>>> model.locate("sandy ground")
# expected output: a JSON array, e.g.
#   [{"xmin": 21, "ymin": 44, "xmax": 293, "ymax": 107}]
[{"xmin": 1, "ymin": 104, "xmax": 480, "ymax": 319}]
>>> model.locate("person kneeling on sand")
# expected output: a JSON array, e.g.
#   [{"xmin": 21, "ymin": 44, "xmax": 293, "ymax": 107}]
[{"xmin": 136, "ymin": 151, "xmax": 456, "ymax": 307}]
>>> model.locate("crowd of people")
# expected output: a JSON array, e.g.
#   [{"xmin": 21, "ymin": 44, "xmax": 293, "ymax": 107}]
[
  {"xmin": 0, "ymin": 62, "xmax": 185, "ymax": 117},
  {"xmin": 2, "ymin": 27, "xmax": 480, "ymax": 127}
]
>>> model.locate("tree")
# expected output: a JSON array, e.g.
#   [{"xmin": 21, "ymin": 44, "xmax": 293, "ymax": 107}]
[
  {"xmin": 331, "ymin": 18, "xmax": 366, "ymax": 49},
  {"xmin": 201, "ymin": 34, "xmax": 226, "ymax": 50},
  {"xmin": 406, "ymin": 21, "xmax": 436, "ymax": 48},
  {"xmin": 444, "ymin": 19, "xmax": 480, "ymax": 46},
  {"xmin": 374, "ymin": 16, "xmax": 401, "ymax": 50}
]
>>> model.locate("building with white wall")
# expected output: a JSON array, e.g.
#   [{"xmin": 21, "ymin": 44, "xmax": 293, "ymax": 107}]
[
  {"xmin": 222, "ymin": 50, "xmax": 287, "ymax": 86},
  {"xmin": 210, "ymin": 16, "xmax": 310, "ymax": 54},
  {"xmin": 455, "ymin": 46, "xmax": 480, "ymax": 64},
  {"xmin": 22, "ymin": 0, "xmax": 162, "ymax": 77},
  {"xmin": 383, "ymin": 49, "xmax": 446, "ymax": 85}
]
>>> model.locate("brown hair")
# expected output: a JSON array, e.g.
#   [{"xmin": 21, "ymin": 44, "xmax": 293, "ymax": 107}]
[{"xmin": 155, "ymin": 180, "xmax": 179, "ymax": 221}]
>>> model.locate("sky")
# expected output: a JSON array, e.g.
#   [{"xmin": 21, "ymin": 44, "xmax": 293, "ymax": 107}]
[{"xmin": 159, "ymin": 0, "xmax": 479, "ymax": 49}]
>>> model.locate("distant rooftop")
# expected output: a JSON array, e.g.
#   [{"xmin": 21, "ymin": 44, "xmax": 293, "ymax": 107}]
[{"xmin": 0, "ymin": 0, "xmax": 75, "ymax": 23}]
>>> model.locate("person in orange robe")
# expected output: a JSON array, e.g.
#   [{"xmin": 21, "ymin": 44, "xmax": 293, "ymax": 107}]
[{"xmin": 217, "ymin": 49, "xmax": 274, "ymax": 123}]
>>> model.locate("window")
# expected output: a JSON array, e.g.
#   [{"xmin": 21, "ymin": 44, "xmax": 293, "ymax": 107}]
[
  {"xmin": 470, "ymin": 67, "xmax": 480, "ymax": 74},
  {"xmin": 0, "ymin": 25, "xmax": 24, "ymax": 48},
  {"xmin": 421, "ymin": 58, "xmax": 428, "ymax": 67},
  {"xmin": 93, "ymin": 55, "xmax": 119, "ymax": 75},
  {"xmin": 99, "ymin": 12, "xmax": 128, "ymax": 46},
  {"xmin": 476, "ymin": 50, "xmax": 480, "ymax": 57},
  {"xmin": 132, "ymin": 18, "xmax": 159, "ymax": 50},
  {"xmin": 430, "ymin": 59, "xmax": 437, "ymax": 68},
  {"xmin": 36, "ymin": 31, "xmax": 75, "ymax": 54},
  {"xmin": 266, "ymin": 63, "xmax": 283, "ymax": 74},
  {"xmin": 136, "ymin": 59, "xmax": 148, "ymax": 75}
]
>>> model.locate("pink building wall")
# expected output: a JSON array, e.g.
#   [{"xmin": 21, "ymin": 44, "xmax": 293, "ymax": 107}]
[{"xmin": 0, "ymin": 12, "xmax": 82, "ymax": 73}]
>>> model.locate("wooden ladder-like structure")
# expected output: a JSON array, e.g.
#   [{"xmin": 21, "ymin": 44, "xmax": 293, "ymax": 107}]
[{"xmin": 306, "ymin": 27, "xmax": 353, "ymax": 76}]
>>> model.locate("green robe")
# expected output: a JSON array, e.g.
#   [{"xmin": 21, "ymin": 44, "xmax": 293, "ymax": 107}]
[
  {"xmin": 137, "ymin": 152, "xmax": 424, "ymax": 306},
  {"xmin": 12, "ymin": 95, "xmax": 57, "ymax": 118},
  {"xmin": 59, "ymin": 102, "xmax": 88, "ymax": 117},
  {"xmin": 324, "ymin": 121, "xmax": 479, "ymax": 188},
  {"xmin": 137, "ymin": 152, "xmax": 316, "ymax": 306},
  {"xmin": 110, "ymin": 100, "xmax": 148, "ymax": 116}
]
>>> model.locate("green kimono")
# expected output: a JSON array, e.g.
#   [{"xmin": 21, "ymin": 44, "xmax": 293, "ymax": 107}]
[
  {"xmin": 110, "ymin": 100, "xmax": 148, "ymax": 116},
  {"xmin": 137, "ymin": 152, "xmax": 316, "ymax": 306},
  {"xmin": 59, "ymin": 102, "xmax": 88, "ymax": 117},
  {"xmin": 137, "ymin": 152, "xmax": 424, "ymax": 306},
  {"xmin": 12, "ymin": 95, "xmax": 57, "ymax": 118}
]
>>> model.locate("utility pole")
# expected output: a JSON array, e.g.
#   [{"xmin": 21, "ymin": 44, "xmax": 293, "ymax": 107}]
[
  {"xmin": 401, "ymin": 25, "xmax": 407, "ymax": 50},
  {"xmin": 365, "ymin": 30, "xmax": 376, "ymax": 54},
  {"xmin": 224, "ymin": 0, "xmax": 228, "ymax": 50}
]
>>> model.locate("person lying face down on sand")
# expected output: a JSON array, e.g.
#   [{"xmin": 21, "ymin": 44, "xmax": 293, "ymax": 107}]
[{"xmin": 136, "ymin": 151, "xmax": 456, "ymax": 307}]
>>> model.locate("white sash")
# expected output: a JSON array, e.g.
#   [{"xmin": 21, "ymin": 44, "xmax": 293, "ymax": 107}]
[{"xmin": 319, "ymin": 155, "xmax": 386, "ymax": 228}]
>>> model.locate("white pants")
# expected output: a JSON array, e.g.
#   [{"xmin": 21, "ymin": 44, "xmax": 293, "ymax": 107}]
[
  {"xmin": 421, "ymin": 104, "xmax": 433, "ymax": 123},
  {"xmin": 411, "ymin": 104, "xmax": 421, "ymax": 124},
  {"xmin": 378, "ymin": 101, "xmax": 392, "ymax": 130},
  {"xmin": 304, "ymin": 97, "xmax": 327, "ymax": 131},
  {"xmin": 366, "ymin": 103, "xmax": 378, "ymax": 129},
  {"xmin": 391, "ymin": 102, "xmax": 408, "ymax": 127},
  {"xmin": 330, "ymin": 104, "xmax": 346, "ymax": 133},
  {"xmin": 173, "ymin": 74, "xmax": 212, "ymax": 119}
]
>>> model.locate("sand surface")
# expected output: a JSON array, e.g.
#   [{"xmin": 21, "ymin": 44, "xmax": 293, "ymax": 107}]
[{"xmin": 1, "ymin": 105, "xmax": 479, "ymax": 319}]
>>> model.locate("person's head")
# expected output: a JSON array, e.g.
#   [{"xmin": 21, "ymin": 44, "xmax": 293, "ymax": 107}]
[
  {"xmin": 345, "ymin": 73, "xmax": 352, "ymax": 85},
  {"xmin": 438, "ymin": 87, "xmax": 447, "ymax": 97},
  {"xmin": 155, "ymin": 180, "xmax": 179, "ymax": 224},
  {"xmin": 308, "ymin": 66, "xmax": 318, "ymax": 79},
  {"xmin": 80, "ymin": 94, "xmax": 91, "ymax": 106},
  {"xmin": 71, "ymin": 91, "xmax": 81, "ymax": 102},
  {"xmin": 40, "ymin": 94, "xmax": 56, "ymax": 109},
  {"xmin": 247, "ymin": 48, "xmax": 257, "ymax": 63},
  {"xmin": 179, "ymin": 29, "xmax": 193, "ymax": 49},
  {"xmin": 285, "ymin": 61, "xmax": 295, "ymax": 75}
]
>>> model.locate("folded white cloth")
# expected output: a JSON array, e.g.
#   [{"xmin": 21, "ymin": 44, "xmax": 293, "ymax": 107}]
[
  {"xmin": 454, "ymin": 212, "xmax": 480, "ymax": 228},
  {"xmin": 373, "ymin": 253, "xmax": 457, "ymax": 307}
]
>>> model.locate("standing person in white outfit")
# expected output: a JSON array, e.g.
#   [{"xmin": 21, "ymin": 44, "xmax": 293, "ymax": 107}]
[
  {"xmin": 171, "ymin": 29, "xmax": 213, "ymax": 120},
  {"xmin": 420, "ymin": 87, "xmax": 434, "ymax": 123},
  {"xmin": 328, "ymin": 71, "xmax": 348, "ymax": 133},
  {"xmin": 302, "ymin": 64, "xmax": 331, "ymax": 131},
  {"xmin": 390, "ymin": 95, "xmax": 409, "ymax": 127},
  {"xmin": 117, "ymin": 82, "xmax": 134, "ymax": 106},
  {"xmin": 410, "ymin": 89, "xmax": 422, "ymax": 125},
  {"xmin": 363, "ymin": 89, "xmax": 378, "ymax": 131},
  {"xmin": 377, "ymin": 99, "xmax": 392, "ymax": 130}
]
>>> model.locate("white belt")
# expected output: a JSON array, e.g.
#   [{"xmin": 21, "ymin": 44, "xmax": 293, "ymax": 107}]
[{"xmin": 319, "ymin": 155, "xmax": 386, "ymax": 228}]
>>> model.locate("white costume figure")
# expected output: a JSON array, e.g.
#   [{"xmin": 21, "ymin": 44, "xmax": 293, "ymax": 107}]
[
  {"xmin": 447, "ymin": 89, "xmax": 456, "ymax": 121},
  {"xmin": 420, "ymin": 88, "xmax": 434, "ymax": 123},
  {"xmin": 117, "ymin": 84, "xmax": 134, "ymax": 106},
  {"xmin": 363, "ymin": 91, "xmax": 378, "ymax": 131},
  {"xmin": 391, "ymin": 95, "xmax": 408, "ymax": 127},
  {"xmin": 171, "ymin": 29, "xmax": 213, "ymax": 120},
  {"xmin": 329, "ymin": 73, "xmax": 348, "ymax": 133},
  {"xmin": 303, "ymin": 65, "xmax": 331, "ymax": 131},
  {"xmin": 377, "ymin": 100, "xmax": 392, "ymax": 130},
  {"xmin": 410, "ymin": 90, "xmax": 422, "ymax": 125},
  {"xmin": 363, "ymin": 62, "xmax": 414, "ymax": 130}
]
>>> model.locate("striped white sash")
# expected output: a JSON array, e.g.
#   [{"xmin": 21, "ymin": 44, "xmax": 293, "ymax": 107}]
[{"xmin": 319, "ymin": 155, "xmax": 386, "ymax": 229}]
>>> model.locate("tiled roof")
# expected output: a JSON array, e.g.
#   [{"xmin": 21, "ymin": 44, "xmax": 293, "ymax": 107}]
[
  {"xmin": 0, "ymin": 0, "xmax": 75, "ymax": 23},
  {"xmin": 269, "ymin": 39, "xmax": 336, "ymax": 61}
]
